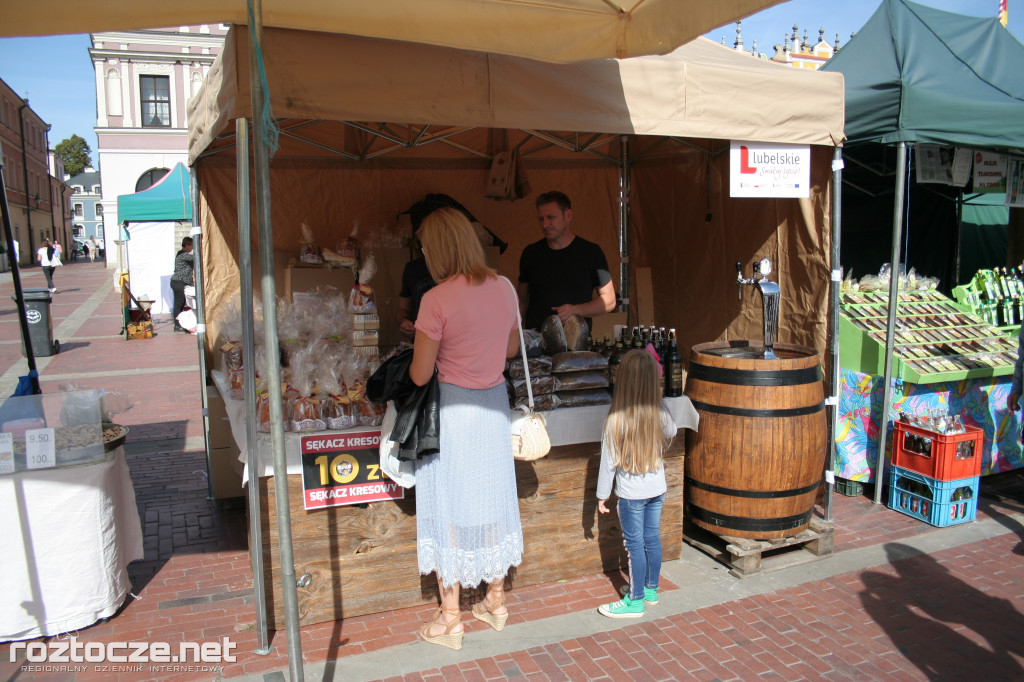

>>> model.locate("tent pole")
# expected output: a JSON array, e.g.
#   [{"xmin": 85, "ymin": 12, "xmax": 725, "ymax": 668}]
[
  {"xmin": 0, "ymin": 163, "xmax": 39, "ymax": 392},
  {"xmin": 248, "ymin": 3, "xmax": 305, "ymax": 678},
  {"xmin": 954, "ymin": 192, "xmax": 963, "ymax": 282},
  {"xmin": 619, "ymin": 135, "xmax": 630, "ymax": 318},
  {"xmin": 237, "ymin": 118, "xmax": 271, "ymax": 654},
  {"xmin": 824, "ymin": 147, "xmax": 843, "ymax": 522},
  {"xmin": 190, "ymin": 179, "xmax": 215, "ymax": 501},
  {"xmin": 874, "ymin": 141, "xmax": 908, "ymax": 504}
]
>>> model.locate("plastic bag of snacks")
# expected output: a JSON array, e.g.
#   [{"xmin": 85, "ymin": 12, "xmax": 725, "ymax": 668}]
[
  {"xmin": 299, "ymin": 222, "xmax": 324, "ymax": 264},
  {"xmin": 342, "ymin": 353, "xmax": 385, "ymax": 426},
  {"xmin": 316, "ymin": 344, "xmax": 357, "ymax": 430},
  {"xmin": 289, "ymin": 341, "xmax": 326, "ymax": 432}
]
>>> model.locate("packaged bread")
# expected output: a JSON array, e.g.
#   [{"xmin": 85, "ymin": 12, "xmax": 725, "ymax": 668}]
[
  {"xmin": 553, "ymin": 371, "xmax": 609, "ymax": 392},
  {"xmin": 541, "ymin": 315, "xmax": 568, "ymax": 354},
  {"xmin": 228, "ymin": 367, "xmax": 244, "ymax": 401},
  {"xmin": 553, "ymin": 388, "xmax": 612, "ymax": 408},
  {"xmin": 289, "ymin": 342, "xmax": 325, "ymax": 432},
  {"xmin": 562, "ymin": 314, "xmax": 589, "ymax": 351},
  {"xmin": 505, "ymin": 355, "xmax": 553, "ymax": 379},
  {"xmin": 513, "ymin": 393, "xmax": 556, "ymax": 412},
  {"xmin": 507, "ymin": 374, "xmax": 554, "ymax": 398},
  {"xmin": 299, "ymin": 222, "xmax": 324, "ymax": 264},
  {"xmin": 550, "ymin": 351, "xmax": 608, "ymax": 373}
]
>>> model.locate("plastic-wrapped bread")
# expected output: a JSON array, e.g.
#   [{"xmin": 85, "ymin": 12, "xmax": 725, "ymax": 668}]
[
  {"xmin": 552, "ymin": 371, "xmax": 608, "ymax": 391},
  {"xmin": 550, "ymin": 351, "xmax": 608, "ymax": 373},
  {"xmin": 507, "ymin": 374, "xmax": 554, "ymax": 398},
  {"xmin": 505, "ymin": 355, "xmax": 554, "ymax": 379},
  {"xmin": 562, "ymin": 314, "xmax": 589, "ymax": 351},
  {"xmin": 540, "ymin": 315, "xmax": 568, "ymax": 354},
  {"xmin": 513, "ymin": 392, "xmax": 557, "ymax": 411},
  {"xmin": 553, "ymin": 388, "xmax": 612, "ymax": 408}
]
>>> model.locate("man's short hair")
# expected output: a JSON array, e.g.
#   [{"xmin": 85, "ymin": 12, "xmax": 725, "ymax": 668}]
[
  {"xmin": 182, "ymin": 237, "xmax": 193, "ymax": 248},
  {"xmin": 535, "ymin": 191, "xmax": 571, "ymax": 212}
]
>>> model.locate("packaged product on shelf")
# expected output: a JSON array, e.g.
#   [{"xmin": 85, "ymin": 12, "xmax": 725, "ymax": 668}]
[
  {"xmin": 508, "ymin": 374, "xmax": 554, "ymax": 398},
  {"xmin": 506, "ymin": 355, "xmax": 553, "ymax": 380},
  {"xmin": 228, "ymin": 367, "xmax": 244, "ymax": 400},
  {"xmin": 550, "ymin": 351, "xmax": 608, "ymax": 373},
  {"xmin": 299, "ymin": 222, "xmax": 324, "ymax": 264},
  {"xmin": 348, "ymin": 254, "xmax": 379, "ymax": 314},
  {"xmin": 342, "ymin": 353, "xmax": 384, "ymax": 426},
  {"xmin": 521, "ymin": 329, "xmax": 545, "ymax": 357},
  {"xmin": 553, "ymin": 371, "xmax": 609, "ymax": 391},
  {"xmin": 553, "ymin": 388, "xmax": 612, "ymax": 408},
  {"xmin": 513, "ymin": 392, "xmax": 556, "ymax": 411},
  {"xmin": 563, "ymin": 314, "xmax": 589, "ymax": 351},
  {"xmin": 540, "ymin": 315, "xmax": 568, "ymax": 354},
  {"xmin": 317, "ymin": 347, "xmax": 357, "ymax": 431},
  {"xmin": 288, "ymin": 341, "xmax": 326, "ymax": 433}
]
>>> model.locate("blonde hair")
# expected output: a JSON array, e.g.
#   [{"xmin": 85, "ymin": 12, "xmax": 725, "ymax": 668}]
[
  {"xmin": 604, "ymin": 349, "xmax": 670, "ymax": 475},
  {"xmin": 418, "ymin": 207, "xmax": 495, "ymax": 284}
]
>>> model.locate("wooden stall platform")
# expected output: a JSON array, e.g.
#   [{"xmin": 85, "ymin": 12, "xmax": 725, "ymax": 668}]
[
  {"xmin": 683, "ymin": 517, "xmax": 834, "ymax": 579},
  {"xmin": 256, "ymin": 435, "xmax": 685, "ymax": 629}
]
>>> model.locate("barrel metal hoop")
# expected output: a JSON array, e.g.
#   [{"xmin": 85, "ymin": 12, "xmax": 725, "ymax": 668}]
[
  {"xmin": 689, "ymin": 399, "xmax": 825, "ymax": 418},
  {"xmin": 685, "ymin": 477, "xmax": 820, "ymax": 499},
  {"xmin": 688, "ymin": 362, "xmax": 822, "ymax": 386},
  {"xmin": 687, "ymin": 504, "xmax": 812, "ymax": 532}
]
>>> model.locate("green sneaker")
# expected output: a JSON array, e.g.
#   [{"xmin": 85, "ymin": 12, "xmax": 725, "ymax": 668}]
[
  {"xmin": 619, "ymin": 585, "xmax": 659, "ymax": 605},
  {"xmin": 598, "ymin": 594, "xmax": 645, "ymax": 618}
]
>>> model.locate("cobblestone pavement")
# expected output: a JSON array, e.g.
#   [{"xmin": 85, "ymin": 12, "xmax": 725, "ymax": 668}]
[{"xmin": 1, "ymin": 260, "xmax": 1023, "ymax": 682}]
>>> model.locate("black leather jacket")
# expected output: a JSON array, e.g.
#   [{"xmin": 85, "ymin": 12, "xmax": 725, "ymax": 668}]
[{"xmin": 366, "ymin": 348, "xmax": 440, "ymax": 461}]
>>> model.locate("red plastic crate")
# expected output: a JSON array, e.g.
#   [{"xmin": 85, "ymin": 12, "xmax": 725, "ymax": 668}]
[{"xmin": 891, "ymin": 421, "xmax": 982, "ymax": 481}]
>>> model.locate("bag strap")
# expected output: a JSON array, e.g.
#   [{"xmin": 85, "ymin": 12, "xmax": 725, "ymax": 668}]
[{"xmin": 503, "ymin": 277, "xmax": 533, "ymax": 410}]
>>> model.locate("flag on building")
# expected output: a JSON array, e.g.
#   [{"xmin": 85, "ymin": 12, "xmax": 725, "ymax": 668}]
[{"xmin": 999, "ymin": 0, "xmax": 1008, "ymax": 27}]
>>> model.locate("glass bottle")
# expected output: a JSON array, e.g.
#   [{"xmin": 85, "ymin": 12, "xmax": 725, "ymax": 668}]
[{"xmin": 665, "ymin": 329, "xmax": 683, "ymax": 397}]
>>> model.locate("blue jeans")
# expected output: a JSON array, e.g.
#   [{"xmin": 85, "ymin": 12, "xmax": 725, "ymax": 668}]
[{"xmin": 618, "ymin": 493, "xmax": 664, "ymax": 601}]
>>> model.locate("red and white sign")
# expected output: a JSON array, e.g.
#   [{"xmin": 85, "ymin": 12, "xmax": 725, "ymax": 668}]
[{"xmin": 730, "ymin": 141, "xmax": 811, "ymax": 198}]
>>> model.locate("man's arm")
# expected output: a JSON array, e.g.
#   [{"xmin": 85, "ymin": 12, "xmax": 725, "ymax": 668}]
[
  {"xmin": 552, "ymin": 280, "xmax": 616, "ymax": 322},
  {"xmin": 396, "ymin": 296, "xmax": 415, "ymax": 337}
]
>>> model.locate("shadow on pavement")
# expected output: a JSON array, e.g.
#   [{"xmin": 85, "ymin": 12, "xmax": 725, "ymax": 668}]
[{"xmin": 860, "ymin": 542, "xmax": 1024, "ymax": 679}]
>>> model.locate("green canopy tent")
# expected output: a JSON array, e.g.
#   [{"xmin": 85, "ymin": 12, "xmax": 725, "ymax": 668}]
[
  {"xmin": 820, "ymin": 0, "xmax": 1024, "ymax": 498},
  {"xmin": 115, "ymin": 162, "xmax": 194, "ymax": 330}
]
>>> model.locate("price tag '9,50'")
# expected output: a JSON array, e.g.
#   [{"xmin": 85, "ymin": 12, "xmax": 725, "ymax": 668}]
[{"xmin": 26, "ymin": 428, "xmax": 56, "ymax": 469}]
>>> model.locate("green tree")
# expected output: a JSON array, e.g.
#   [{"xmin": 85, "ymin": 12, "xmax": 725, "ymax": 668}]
[{"xmin": 55, "ymin": 134, "xmax": 92, "ymax": 177}]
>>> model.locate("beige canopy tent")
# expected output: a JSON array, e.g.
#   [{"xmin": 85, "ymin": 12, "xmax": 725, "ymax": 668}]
[
  {"xmin": 3, "ymin": 0, "xmax": 786, "ymax": 63},
  {"xmin": 189, "ymin": 27, "xmax": 845, "ymax": 358}
]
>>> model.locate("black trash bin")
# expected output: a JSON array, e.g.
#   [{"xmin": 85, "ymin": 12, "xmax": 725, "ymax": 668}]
[{"xmin": 14, "ymin": 288, "xmax": 59, "ymax": 357}]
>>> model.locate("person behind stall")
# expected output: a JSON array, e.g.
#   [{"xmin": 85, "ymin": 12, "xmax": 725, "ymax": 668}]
[
  {"xmin": 518, "ymin": 190, "xmax": 616, "ymax": 330},
  {"xmin": 596, "ymin": 348, "xmax": 677, "ymax": 618},
  {"xmin": 408, "ymin": 207, "xmax": 522, "ymax": 650},
  {"xmin": 396, "ymin": 195, "xmax": 477, "ymax": 338},
  {"xmin": 170, "ymin": 237, "xmax": 195, "ymax": 333},
  {"xmin": 36, "ymin": 239, "xmax": 57, "ymax": 293}
]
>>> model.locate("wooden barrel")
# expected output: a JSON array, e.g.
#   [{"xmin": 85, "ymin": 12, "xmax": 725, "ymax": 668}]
[{"xmin": 684, "ymin": 340, "xmax": 826, "ymax": 540}]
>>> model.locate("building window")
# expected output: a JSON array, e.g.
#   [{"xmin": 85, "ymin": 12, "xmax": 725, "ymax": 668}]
[
  {"xmin": 72, "ymin": 185, "xmax": 83, "ymax": 194},
  {"xmin": 97, "ymin": 226, "xmax": 104, "ymax": 238},
  {"xmin": 73, "ymin": 203, "xmax": 83, "ymax": 217},
  {"xmin": 95, "ymin": 204, "xmax": 104, "ymax": 219},
  {"xmin": 92, "ymin": 185, "xmax": 100, "ymax": 194},
  {"xmin": 140, "ymin": 75, "xmax": 171, "ymax": 127},
  {"xmin": 73, "ymin": 225, "xmax": 84, "ymax": 237},
  {"xmin": 135, "ymin": 168, "xmax": 170, "ymax": 192}
]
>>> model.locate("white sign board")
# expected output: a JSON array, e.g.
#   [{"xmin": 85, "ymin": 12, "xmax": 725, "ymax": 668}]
[
  {"xmin": 729, "ymin": 141, "xmax": 811, "ymax": 198},
  {"xmin": 973, "ymin": 151, "xmax": 1007, "ymax": 194}
]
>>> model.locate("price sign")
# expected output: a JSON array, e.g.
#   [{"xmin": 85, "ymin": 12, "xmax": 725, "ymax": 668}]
[
  {"xmin": 299, "ymin": 429, "xmax": 403, "ymax": 509},
  {"xmin": 25, "ymin": 428, "xmax": 56, "ymax": 469},
  {"xmin": 0, "ymin": 433, "xmax": 13, "ymax": 474}
]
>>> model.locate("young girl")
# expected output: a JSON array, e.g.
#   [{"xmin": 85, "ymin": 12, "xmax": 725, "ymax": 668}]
[{"xmin": 596, "ymin": 348, "xmax": 677, "ymax": 618}]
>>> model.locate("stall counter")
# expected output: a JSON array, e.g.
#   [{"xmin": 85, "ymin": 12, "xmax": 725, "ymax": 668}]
[
  {"xmin": 211, "ymin": 370, "xmax": 698, "ymax": 629},
  {"xmin": 0, "ymin": 448, "xmax": 143, "ymax": 641}
]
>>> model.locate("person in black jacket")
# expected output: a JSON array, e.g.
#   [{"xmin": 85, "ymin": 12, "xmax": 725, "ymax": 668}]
[{"xmin": 170, "ymin": 237, "xmax": 194, "ymax": 333}]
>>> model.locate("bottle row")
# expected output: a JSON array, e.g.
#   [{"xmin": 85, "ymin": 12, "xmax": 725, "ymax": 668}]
[
  {"xmin": 587, "ymin": 325, "xmax": 684, "ymax": 397},
  {"xmin": 965, "ymin": 267, "xmax": 1024, "ymax": 327}
]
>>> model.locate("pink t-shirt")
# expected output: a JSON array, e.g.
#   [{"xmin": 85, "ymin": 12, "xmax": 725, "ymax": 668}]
[{"xmin": 415, "ymin": 275, "xmax": 517, "ymax": 389}]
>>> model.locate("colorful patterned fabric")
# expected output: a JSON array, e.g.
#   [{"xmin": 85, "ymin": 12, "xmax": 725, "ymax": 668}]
[{"xmin": 836, "ymin": 369, "xmax": 1023, "ymax": 482}]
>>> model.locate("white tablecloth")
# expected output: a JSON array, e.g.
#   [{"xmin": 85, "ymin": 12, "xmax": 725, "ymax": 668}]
[
  {"xmin": 0, "ymin": 448, "xmax": 143, "ymax": 641},
  {"xmin": 212, "ymin": 370, "xmax": 699, "ymax": 481}
]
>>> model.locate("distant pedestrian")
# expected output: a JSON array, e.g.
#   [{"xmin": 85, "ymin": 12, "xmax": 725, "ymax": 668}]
[
  {"xmin": 170, "ymin": 237, "xmax": 195, "ymax": 333},
  {"xmin": 596, "ymin": 349, "xmax": 677, "ymax": 619},
  {"xmin": 36, "ymin": 239, "xmax": 56, "ymax": 292},
  {"xmin": 89, "ymin": 237, "xmax": 100, "ymax": 262},
  {"xmin": 82, "ymin": 242, "xmax": 90, "ymax": 260}
]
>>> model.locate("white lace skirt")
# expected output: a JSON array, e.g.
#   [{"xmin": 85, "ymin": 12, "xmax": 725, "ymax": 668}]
[{"xmin": 415, "ymin": 382, "xmax": 524, "ymax": 588}]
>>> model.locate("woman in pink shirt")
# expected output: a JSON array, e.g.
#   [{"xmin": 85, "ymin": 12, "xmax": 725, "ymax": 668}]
[{"xmin": 409, "ymin": 207, "xmax": 523, "ymax": 650}]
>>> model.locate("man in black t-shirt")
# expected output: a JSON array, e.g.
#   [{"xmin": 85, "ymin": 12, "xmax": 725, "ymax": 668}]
[{"xmin": 518, "ymin": 191, "xmax": 616, "ymax": 331}]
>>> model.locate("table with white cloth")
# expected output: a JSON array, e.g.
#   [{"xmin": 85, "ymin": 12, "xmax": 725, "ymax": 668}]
[
  {"xmin": 211, "ymin": 370, "xmax": 698, "ymax": 629},
  {"xmin": 0, "ymin": 448, "xmax": 143, "ymax": 642}
]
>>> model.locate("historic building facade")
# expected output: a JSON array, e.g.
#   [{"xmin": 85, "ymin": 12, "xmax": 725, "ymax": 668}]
[{"xmin": 90, "ymin": 25, "xmax": 227, "ymax": 265}]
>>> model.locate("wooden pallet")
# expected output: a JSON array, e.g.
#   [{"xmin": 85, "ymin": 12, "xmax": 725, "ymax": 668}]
[{"xmin": 684, "ymin": 518, "xmax": 834, "ymax": 578}]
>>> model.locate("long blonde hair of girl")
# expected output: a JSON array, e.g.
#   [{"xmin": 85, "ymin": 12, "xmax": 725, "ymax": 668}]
[
  {"xmin": 604, "ymin": 349, "xmax": 670, "ymax": 475},
  {"xmin": 418, "ymin": 207, "xmax": 495, "ymax": 284}
]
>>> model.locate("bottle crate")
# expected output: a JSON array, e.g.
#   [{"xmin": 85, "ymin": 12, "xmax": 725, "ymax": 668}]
[
  {"xmin": 891, "ymin": 421, "xmax": 982, "ymax": 481},
  {"xmin": 887, "ymin": 465, "xmax": 979, "ymax": 528}
]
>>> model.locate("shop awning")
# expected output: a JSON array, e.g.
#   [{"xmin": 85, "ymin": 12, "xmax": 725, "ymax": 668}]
[{"xmin": 116, "ymin": 163, "xmax": 192, "ymax": 225}]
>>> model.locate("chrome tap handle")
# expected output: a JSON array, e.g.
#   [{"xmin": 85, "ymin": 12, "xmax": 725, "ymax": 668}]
[{"xmin": 736, "ymin": 261, "xmax": 744, "ymax": 298}]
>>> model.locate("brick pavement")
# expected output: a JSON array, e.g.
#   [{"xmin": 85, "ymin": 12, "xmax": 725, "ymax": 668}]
[{"xmin": 1, "ymin": 262, "xmax": 1023, "ymax": 682}]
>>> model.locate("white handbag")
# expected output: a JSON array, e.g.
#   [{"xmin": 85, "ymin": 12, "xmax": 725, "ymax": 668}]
[
  {"xmin": 378, "ymin": 400, "xmax": 415, "ymax": 488},
  {"xmin": 506, "ymin": 278, "xmax": 551, "ymax": 461}
]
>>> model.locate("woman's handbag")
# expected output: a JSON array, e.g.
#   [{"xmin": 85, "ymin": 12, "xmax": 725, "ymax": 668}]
[{"xmin": 505, "ymin": 278, "xmax": 551, "ymax": 461}]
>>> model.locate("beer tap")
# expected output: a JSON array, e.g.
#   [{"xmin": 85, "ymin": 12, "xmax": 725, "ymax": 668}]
[{"xmin": 735, "ymin": 257, "xmax": 780, "ymax": 360}]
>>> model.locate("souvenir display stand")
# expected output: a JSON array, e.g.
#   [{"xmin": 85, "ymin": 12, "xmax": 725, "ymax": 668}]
[{"xmin": 836, "ymin": 289, "xmax": 1023, "ymax": 483}]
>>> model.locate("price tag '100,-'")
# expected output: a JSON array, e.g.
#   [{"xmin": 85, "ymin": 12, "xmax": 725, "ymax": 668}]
[{"xmin": 25, "ymin": 428, "xmax": 56, "ymax": 469}]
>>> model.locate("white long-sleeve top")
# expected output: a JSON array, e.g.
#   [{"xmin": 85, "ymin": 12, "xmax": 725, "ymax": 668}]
[{"xmin": 596, "ymin": 404, "xmax": 677, "ymax": 501}]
